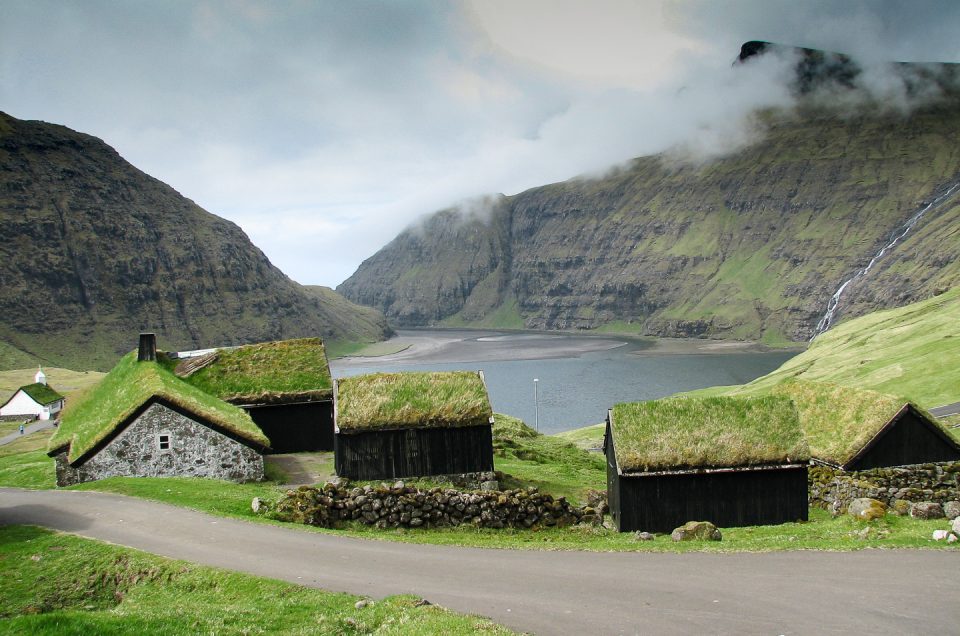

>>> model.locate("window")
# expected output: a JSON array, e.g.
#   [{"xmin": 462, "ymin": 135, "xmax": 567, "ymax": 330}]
[{"xmin": 158, "ymin": 434, "xmax": 170, "ymax": 451}]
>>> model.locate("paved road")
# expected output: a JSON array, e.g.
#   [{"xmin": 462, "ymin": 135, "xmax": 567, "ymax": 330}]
[
  {"xmin": 931, "ymin": 402, "xmax": 960, "ymax": 418},
  {"xmin": 0, "ymin": 420, "xmax": 55, "ymax": 446},
  {"xmin": 1, "ymin": 488, "xmax": 958, "ymax": 635}
]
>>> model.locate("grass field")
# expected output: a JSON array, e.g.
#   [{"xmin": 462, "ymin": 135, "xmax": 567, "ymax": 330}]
[
  {"xmin": 0, "ymin": 525, "xmax": 511, "ymax": 634},
  {"xmin": 0, "ymin": 367, "xmax": 105, "ymax": 404},
  {"xmin": 1, "ymin": 419, "xmax": 954, "ymax": 554}
]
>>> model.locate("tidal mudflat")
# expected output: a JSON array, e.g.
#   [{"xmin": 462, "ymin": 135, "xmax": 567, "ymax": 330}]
[{"xmin": 332, "ymin": 330, "xmax": 796, "ymax": 433}]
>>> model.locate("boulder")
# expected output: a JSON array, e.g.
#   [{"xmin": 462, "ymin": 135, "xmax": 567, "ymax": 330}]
[
  {"xmin": 910, "ymin": 501, "xmax": 944, "ymax": 520},
  {"xmin": 932, "ymin": 529, "xmax": 950, "ymax": 541},
  {"xmin": 952, "ymin": 517, "xmax": 960, "ymax": 536},
  {"xmin": 847, "ymin": 498, "xmax": 886, "ymax": 521},
  {"xmin": 671, "ymin": 521, "xmax": 722, "ymax": 542},
  {"xmin": 251, "ymin": 497, "xmax": 265, "ymax": 514},
  {"xmin": 943, "ymin": 501, "xmax": 960, "ymax": 520},
  {"xmin": 890, "ymin": 499, "xmax": 911, "ymax": 516},
  {"xmin": 633, "ymin": 531, "xmax": 655, "ymax": 541}
]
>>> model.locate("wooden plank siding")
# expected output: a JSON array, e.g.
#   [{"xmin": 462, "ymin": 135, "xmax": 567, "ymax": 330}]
[
  {"xmin": 605, "ymin": 417, "xmax": 808, "ymax": 533},
  {"xmin": 335, "ymin": 424, "xmax": 494, "ymax": 480},
  {"xmin": 243, "ymin": 401, "xmax": 334, "ymax": 454},
  {"xmin": 845, "ymin": 406, "xmax": 960, "ymax": 470}
]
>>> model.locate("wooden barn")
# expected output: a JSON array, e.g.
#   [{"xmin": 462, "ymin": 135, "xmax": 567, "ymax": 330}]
[
  {"xmin": 604, "ymin": 395, "xmax": 810, "ymax": 533},
  {"xmin": 334, "ymin": 371, "xmax": 495, "ymax": 480},
  {"xmin": 773, "ymin": 380, "xmax": 960, "ymax": 470},
  {"xmin": 47, "ymin": 349, "xmax": 269, "ymax": 487},
  {"xmin": 172, "ymin": 338, "xmax": 335, "ymax": 453}
]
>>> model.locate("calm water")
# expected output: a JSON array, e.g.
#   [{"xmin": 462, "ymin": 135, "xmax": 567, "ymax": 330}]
[{"xmin": 331, "ymin": 330, "xmax": 795, "ymax": 435}]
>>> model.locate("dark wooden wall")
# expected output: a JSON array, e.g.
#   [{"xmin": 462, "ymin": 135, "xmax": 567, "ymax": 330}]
[
  {"xmin": 611, "ymin": 464, "xmax": 809, "ymax": 533},
  {"xmin": 245, "ymin": 401, "xmax": 334, "ymax": 453},
  {"xmin": 604, "ymin": 419, "xmax": 621, "ymax": 529},
  {"xmin": 848, "ymin": 408, "xmax": 960, "ymax": 470},
  {"xmin": 335, "ymin": 424, "xmax": 494, "ymax": 480}
]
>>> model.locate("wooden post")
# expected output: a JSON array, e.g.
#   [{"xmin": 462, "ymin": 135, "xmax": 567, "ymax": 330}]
[{"xmin": 138, "ymin": 333, "xmax": 157, "ymax": 362}]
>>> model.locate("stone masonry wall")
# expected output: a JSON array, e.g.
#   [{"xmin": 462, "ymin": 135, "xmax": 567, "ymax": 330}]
[
  {"xmin": 809, "ymin": 461, "xmax": 960, "ymax": 510},
  {"xmin": 272, "ymin": 479, "xmax": 601, "ymax": 529},
  {"xmin": 56, "ymin": 402, "xmax": 263, "ymax": 486}
]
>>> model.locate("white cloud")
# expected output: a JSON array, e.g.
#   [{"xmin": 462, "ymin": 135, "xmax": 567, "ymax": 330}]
[{"xmin": 2, "ymin": 1, "xmax": 958, "ymax": 286}]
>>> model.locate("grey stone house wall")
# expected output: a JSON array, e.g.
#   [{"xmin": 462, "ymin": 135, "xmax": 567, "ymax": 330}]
[{"xmin": 55, "ymin": 402, "xmax": 264, "ymax": 486}]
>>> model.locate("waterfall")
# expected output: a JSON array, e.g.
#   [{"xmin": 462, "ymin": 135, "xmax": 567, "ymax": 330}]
[{"xmin": 811, "ymin": 182, "xmax": 960, "ymax": 340}]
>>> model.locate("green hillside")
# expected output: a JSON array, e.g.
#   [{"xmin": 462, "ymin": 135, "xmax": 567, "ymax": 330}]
[
  {"xmin": 0, "ymin": 112, "xmax": 391, "ymax": 372},
  {"xmin": 340, "ymin": 95, "xmax": 960, "ymax": 344},
  {"xmin": 707, "ymin": 286, "xmax": 960, "ymax": 407}
]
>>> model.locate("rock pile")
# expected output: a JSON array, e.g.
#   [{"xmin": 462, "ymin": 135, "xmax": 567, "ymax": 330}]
[{"xmin": 270, "ymin": 479, "xmax": 599, "ymax": 530}]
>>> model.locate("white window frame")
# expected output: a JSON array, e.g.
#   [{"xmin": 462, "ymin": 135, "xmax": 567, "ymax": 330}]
[{"xmin": 157, "ymin": 432, "xmax": 172, "ymax": 452}]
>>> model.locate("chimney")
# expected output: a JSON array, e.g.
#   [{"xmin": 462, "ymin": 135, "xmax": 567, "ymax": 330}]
[{"xmin": 138, "ymin": 333, "xmax": 157, "ymax": 362}]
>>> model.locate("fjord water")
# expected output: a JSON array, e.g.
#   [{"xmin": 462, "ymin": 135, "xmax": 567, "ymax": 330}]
[{"xmin": 331, "ymin": 330, "xmax": 795, "ymax": 435}]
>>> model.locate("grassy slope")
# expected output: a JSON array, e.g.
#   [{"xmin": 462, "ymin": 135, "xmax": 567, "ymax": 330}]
[
  {"xmin": 0, "ymin": 526, "xmax": 510, "ymax": 635},
  {"xmin": 711, "ymin": 286, "xmax": 960, "ymax": 406},
  {"xmin": 0, "ymin": 367, "xmax": 105, "ymax": 404}
]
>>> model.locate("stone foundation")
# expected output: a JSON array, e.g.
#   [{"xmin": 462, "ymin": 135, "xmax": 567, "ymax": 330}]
[
  {"xmin": 272, "ymin": 480, "xmax": 600, "ymax": 529},
  {"xmin": 809, "ymin": 461, "xmax": 960, "ymax": 510}
]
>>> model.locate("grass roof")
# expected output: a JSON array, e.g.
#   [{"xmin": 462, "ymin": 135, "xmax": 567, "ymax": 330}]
[
  {"xmin": 609, "ymin": 395, "xmax": 809, "ymax": 473},
  {"xmin": 50, "ymin": 352, "xmax": 269, "ymax": 463},
  {"xmin": 770, "ymin": 380, "xmax": 939, "ymax": 467},
  {"xmin": 175, "ymin": 338, "xmax": 332, "ymax": 404},
  {"xmin": 336, "ymin": 371, "xmax": 493, "ymax": 432},
  {"xmin": 19, "ymin": 382, "xmax": 63, "ymax": 405}
]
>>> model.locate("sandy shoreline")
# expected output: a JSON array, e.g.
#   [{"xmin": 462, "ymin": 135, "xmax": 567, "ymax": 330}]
[{"xmin": 335, "ymin": 329, "xmax": 803, "ymax": 366}]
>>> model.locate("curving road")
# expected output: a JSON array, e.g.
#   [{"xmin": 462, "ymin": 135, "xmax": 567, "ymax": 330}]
[{"xmin": 2, "ymin": 488, "xmax": 958, "ymax": 635}]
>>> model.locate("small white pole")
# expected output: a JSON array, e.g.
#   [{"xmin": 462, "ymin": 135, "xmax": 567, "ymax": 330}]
[{"xmin": 533, "ymin": 378, "xmax": 539, "ymax": 432}]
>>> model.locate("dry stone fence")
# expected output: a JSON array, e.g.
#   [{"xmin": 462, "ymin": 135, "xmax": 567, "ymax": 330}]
[
  {"xmin": 809, "ymin": 461, "xmax": 960, "ymax": 510},
  {"xmin": 270, "ymin": 477, "xmax": 601, "ymax": 530}
]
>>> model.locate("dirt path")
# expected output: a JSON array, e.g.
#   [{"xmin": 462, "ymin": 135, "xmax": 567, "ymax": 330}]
[{"xmin": 2, "ymin": 488, "xmax": 958, "ymax": 635}]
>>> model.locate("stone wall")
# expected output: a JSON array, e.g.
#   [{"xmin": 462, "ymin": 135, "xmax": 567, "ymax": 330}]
[
  {"xmin": 272, "ymin": 480, "xmax": 600, "ymax": 529},
  {"xmin": 55, "ymin": 402, "xmax": 264, "ymax": 486},
  {"xmin": 809, "ymin": 462, "xmax": 960, "ymax": 510}
]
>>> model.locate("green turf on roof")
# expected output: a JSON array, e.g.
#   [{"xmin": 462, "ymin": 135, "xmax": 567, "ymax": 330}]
[
  {"xmin": 178, "ymin": 338, "xmax": 332, "ymax": 404},
  {"xmin": 770, "ymin": 380, "xmax": 938, "ymax": 467},
  {"xmin": 19, "ymin": 382, "xmax": 63, "ymax": 405},
  {"xmin": 609, "ymin": 395, "xmax": 809, "ymax": 473},
  {"xmin": 50, "ymin": 352, "xmax": 268, "ymax": 463},
  {"xmin": 336, "ymin": 371, "xmax": 493, "ymax": 432}
]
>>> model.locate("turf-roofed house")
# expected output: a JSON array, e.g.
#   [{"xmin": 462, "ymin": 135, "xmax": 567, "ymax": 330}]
[
  {"xmin": 47, "ymin": 336, "xmax": 269, "ymax": 487},
  {"xmin": 171, "ymin": 337, "xmax": 335, "ymax": 453},
  {"xmin": 604, "ymin": 396, "xmax": 810, "ymax": 533},
  {"xmin": 0, "ymin": 368, "xmax": 64, "ymax": 421},
  {"xmin": 773, "ymin": 381, "xmax": 960, "ymax": 470},
  {"xmin": 334, "ymin": 371, "xmax": 495, "ymax": 480}
]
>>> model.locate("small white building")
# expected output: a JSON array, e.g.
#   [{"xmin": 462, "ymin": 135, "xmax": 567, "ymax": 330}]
[{"xmin": 0, "ymin": 368, "xmax": 65, "ymax": 420}]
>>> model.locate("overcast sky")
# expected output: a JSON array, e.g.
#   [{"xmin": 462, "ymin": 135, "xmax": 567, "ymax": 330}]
[{"xmin": 3, "ymin": 0, "xmax": 960, "ymax": 287}]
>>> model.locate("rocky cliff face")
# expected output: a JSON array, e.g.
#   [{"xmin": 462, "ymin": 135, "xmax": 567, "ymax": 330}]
[
  {"xmin": 339, "ymin": 100, "xmax": 960, "ymax": 343},
  {"xmin": 0, "ymin": 112, "xmax": 390, "ymax": 370}
]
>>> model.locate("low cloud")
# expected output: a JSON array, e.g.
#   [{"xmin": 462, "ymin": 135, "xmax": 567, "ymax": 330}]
[{"xmin": 3, "ymin": 1, "xmax": 958, "ymax": 286}]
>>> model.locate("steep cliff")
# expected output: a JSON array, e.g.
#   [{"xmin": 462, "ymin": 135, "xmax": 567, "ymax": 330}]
[
  {"xmin": 339, "ymin": 100, "xmax": 960, "ymax": 343},
  {"xmin": 337, "ymin": 42, "xmax": 960, "ymax": 342},
  {"xmin": 0, "ymin": 112, "xmax": 391, "ymax": 370}
]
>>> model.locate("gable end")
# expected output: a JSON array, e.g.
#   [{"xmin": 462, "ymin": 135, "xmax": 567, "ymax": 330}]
[{"xmin": 71, "ymin": 396, "xmax": 269, "ymax": 467}]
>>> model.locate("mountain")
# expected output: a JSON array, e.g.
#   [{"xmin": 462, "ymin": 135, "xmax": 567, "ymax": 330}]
[
  {"xmin": 0, "ymin": 112, "xmax": 391, "ymax": 371},
  {"xmin": 338, "ymin": 47, "xmax": 960, "ymax": 344}
]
